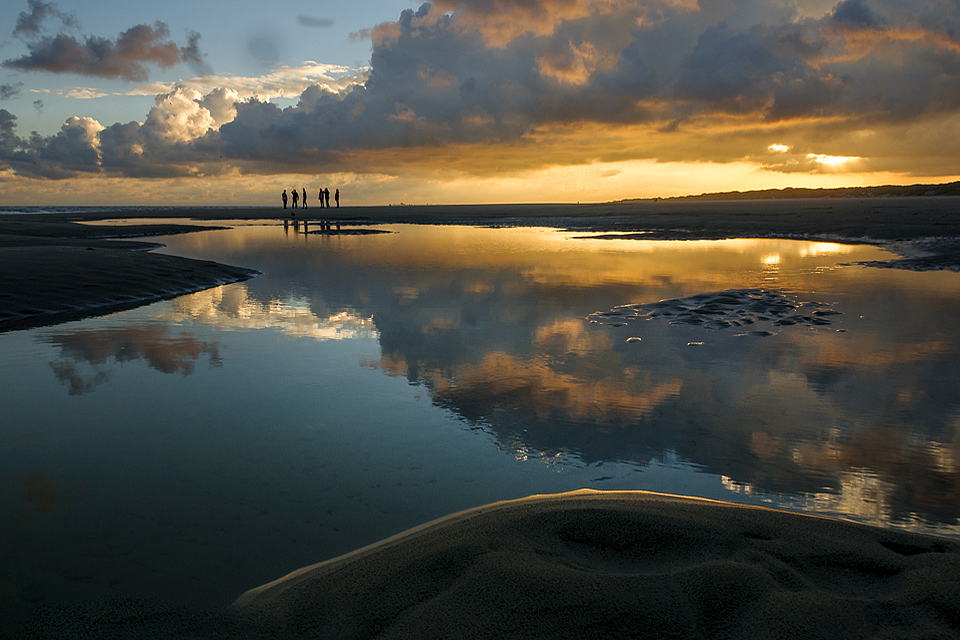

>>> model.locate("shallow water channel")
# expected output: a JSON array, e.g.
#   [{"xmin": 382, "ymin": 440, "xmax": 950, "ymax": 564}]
[{"xmin": 2, "ymin": 222, "xmax": 959, "ymax": 628}]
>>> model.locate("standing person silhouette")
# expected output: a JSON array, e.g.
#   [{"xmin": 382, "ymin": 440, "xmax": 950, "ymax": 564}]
[
  {"xmin": 335, "ymin": 189, "xmax": 339, "ymax": 208},
  {"xmin": 292, "ymin": 189, "xmax": 299, "ymax": 209},
  {"xmin": 318, "ymin": 188, "xmax": 325, "ymax": 208},
  {"xmin": 302, "ymin": 188, "xmax": 308, "ymax": 208},
  {"xmin": 324, "ymin": 188, "xmax": 330, "ymax": 208},
  {"xmin": 282, "ymin": 189, "xmax": 288, "ymax": 209}
]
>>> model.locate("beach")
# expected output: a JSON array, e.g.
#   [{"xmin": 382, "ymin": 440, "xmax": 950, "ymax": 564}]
[
  {"xmin": 2, "ymin": 197, "xmax": 959, "ymax": 333},
  {"xmin": 4, "ymin": 197, "xmax": 960, "ymax": 638}
]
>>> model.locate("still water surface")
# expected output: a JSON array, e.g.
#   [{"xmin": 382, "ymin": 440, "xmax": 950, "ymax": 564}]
[{"xmin": 2, "ymin": 222, "xmax": 959, "ymax": 626}]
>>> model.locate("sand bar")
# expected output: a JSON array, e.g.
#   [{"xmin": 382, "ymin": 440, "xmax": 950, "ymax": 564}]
[{"xmin": 0, "ymin": 217, "xmax": 258, "ymax": 332}]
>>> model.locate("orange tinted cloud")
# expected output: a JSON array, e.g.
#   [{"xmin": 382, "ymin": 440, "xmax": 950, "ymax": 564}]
[{"xmin": 5, "ymin": 0, "xmax": 960, "ymax": 200}]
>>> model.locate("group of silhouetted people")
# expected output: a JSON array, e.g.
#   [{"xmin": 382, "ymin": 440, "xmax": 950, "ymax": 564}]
[{"xmin": 282, "ymin": 187, "xmax": 339, "ymax": 211}]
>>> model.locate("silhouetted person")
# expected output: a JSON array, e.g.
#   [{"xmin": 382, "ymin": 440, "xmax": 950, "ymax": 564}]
[
  {"xmin": 335, "ymin": 189, "xmax": 339, "ymax": 208},
  {"xmin": 318, "ymin": 188, "xmax": 325, "ymax": 208},
  {"xmin": 324, "ymin": 187, "xmax": 330, "ymax": 208},
  {"xmin": 282, "ymin": 189, "xmax": 288, "ymax": 209},
  {"xmin": 302, "ymin": 188, "xmax": 308, "ymax": 209},
  {"xmin": 292, "ymin": 189, "xmax": 299, "ymax": 209}
]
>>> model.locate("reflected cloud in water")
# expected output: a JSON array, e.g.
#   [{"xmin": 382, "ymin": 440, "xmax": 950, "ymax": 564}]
[
  {"xmin": 42, "ymin": 324, "xmax": 223, "ymax": 394},
  {"xmin": 8, "ymin": 224, "xmax": 960, "ymax": 635},
  {"xmin": 226, "ymin": 226, "xmax": 956, "ymax": 531},
  {"xmin": 123, "ymin": 226, "xmax": 960, "ymax": 529},
  {"xmin": 160, "ymin": 284, "xmax": 377, "ymax": 341}
]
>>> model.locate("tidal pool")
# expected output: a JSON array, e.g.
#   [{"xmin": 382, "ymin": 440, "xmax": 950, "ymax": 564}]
[{"xmin": 2, "ymin": 222, "xmax": 959, "ymax": 630}]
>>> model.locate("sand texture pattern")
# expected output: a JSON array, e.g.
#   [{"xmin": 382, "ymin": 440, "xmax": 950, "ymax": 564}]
[
  {"xmin": 0, "ymin": 219, "xmax": 257, "ymax": 332},
  {"xmin": 24, "ymin": 490, "xmax": 960, "ymax": 639},
  {"xmin": 223, "ymin": 490, "xmax": 960, "ymax": 640}
]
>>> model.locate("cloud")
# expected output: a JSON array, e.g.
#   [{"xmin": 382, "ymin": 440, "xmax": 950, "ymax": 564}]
[
  {"xmin": 0, "ymin": 83, "xmax": 24, "ymax": 100},
  {"xmin": 297, "ymin": 15, "xmax": 334, "ymax": 29},
  {"xmin": 4, "ymin": 11, "xmax": 206, "ymax": 81},
  {"xmin": 12, "ymin": 0, "xmax": 75, "ymax": 39},
  {"xmin": 5, "ymin": 0, "xmax": 960, "ymax": 184}
]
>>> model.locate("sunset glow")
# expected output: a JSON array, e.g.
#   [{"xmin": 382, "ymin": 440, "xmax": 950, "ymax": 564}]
[{"xmin": 2, "ymin": 0, "xmax": 960, "ymax": 205}]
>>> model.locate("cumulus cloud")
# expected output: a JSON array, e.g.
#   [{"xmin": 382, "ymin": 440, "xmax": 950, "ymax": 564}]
[
  {"xmin": 5, "ymin": 0, "xmax": 960, "ymax": 182},
  {"xmin": 4, "ymin": 23, "xmax": 205, "ymax": 81},
  {"xmin": 5, "ymin": 1, "xmax": 207, "ymax": 81}
]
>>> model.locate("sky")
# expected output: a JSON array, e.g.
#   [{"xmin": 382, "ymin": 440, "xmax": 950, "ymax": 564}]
[{"xmin": 2, "ymin": 0, "xmax": 960, "ymax": 206}]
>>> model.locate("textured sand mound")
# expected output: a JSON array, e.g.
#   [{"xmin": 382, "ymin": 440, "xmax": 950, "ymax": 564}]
[
  {"xmin": 230, "ymin": 490, "xmax": 960, "ymax": 640},
  {"xmin": 588, "ymin": 289, "xmax": 841, "ymax": 334}
]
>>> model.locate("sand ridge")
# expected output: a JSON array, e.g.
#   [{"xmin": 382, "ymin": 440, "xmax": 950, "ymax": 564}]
[
  {"xmin": 24, "ymin": 490, "xmax": 960, "ymax": 639},
  {"xmin": 227, "ymin": 489, "xmax": 960, "ymax": 639}
]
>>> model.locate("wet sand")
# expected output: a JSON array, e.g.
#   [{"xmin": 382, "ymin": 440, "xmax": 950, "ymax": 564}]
[
  {"xmin": 0, "ymin": 218, "xmax": 258, "ymax": 332},
  {"xmin": 4, "ymin": 198, "xmax": 960, "ymax": 637}
]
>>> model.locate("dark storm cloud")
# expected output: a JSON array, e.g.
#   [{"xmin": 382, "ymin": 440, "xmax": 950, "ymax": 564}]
[
  {"xmin": 3, "ymin": 22, "xmax": 206, "ymax": 81},
  {"xmin": 208, "ymin": 0, "xmax": 960, "ymax": 163},
  {"xmin": 6, "ymin": 0, "xmax": 960, "ymax": 180}
]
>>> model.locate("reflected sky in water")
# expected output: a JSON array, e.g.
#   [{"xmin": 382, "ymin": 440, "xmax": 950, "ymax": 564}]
[{"xmin": 2, "ymin": 222, "xmax": 959, "ymax": 628}]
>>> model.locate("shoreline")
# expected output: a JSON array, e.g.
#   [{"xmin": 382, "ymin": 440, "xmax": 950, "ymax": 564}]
[
  {"xmin": 2, "ymin": 197, "xmax": 958, "ymax": 332},
  {"xmin": 0, "ymin": 218, "xmax": 258, "ymax": 333},
  {"xmin": 9, "ymin": 195, "xmax": 960, "ymax": 240}
]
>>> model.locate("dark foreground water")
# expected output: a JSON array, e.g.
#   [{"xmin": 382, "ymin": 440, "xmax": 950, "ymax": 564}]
[{"xmin": 2, "ymin": 222, "xmax": 959, "ymax": 632}]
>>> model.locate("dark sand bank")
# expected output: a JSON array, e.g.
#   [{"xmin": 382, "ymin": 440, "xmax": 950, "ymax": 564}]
[
  {"xmin": 28, "ymin": 490, "xmax": 960, "ymax": 639},
  {"xmin": 0, "ymin": 218, "xmax": 258, "ymax": 333},
  {"xmin": 25, "ymin": 195, "xmax": 960, "ymax": 266},
  {"xmin": 26, "ymin": 195, "xmax": 960, "ymax": 241}
]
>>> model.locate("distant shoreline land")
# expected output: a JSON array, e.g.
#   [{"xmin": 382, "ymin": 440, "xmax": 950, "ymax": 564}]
[{"xmin": 624, "ymin": 179, "xmax": 960, "ymax": 202}]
